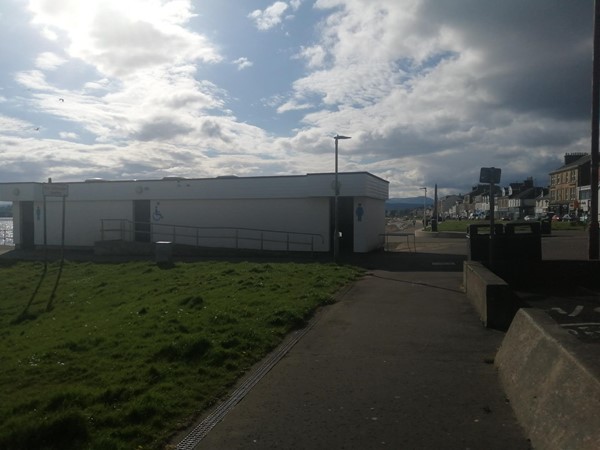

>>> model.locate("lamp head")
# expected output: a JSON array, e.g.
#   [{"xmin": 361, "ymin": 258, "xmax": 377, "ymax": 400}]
[{"xmin": 334, "ymin": 134, "xmax": 351, "ymax": 140}]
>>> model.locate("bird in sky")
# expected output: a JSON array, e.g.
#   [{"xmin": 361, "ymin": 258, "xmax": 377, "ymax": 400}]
[{"xmin": 58, "ymin": 98, "xmax": 64, "ymax": 102}]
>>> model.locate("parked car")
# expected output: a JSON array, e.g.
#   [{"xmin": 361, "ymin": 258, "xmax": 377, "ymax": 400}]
[
  {"xmin": 551, "ymin": 214, "xmax": 561, "ymax": 221},
  {"xmin": 524, "ymin": 215, "xmax": 535, "ymax": 221}
]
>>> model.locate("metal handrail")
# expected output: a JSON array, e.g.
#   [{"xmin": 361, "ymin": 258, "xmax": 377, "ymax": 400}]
[{"xmin": 100, "ymin": 219, "xmax": 324, "ymax": 252}]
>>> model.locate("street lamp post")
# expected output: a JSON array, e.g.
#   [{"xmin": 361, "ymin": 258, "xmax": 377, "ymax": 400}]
[
  {"xmin": 420, "ymin": 187, "xmax": 427, "ymax": 230},
  {"xmin": 334, "ymin": 134, "xmax": 351, "ymax": 261}
]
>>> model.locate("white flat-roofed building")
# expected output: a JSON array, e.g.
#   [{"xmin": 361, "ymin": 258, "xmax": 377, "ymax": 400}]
[{"xmin": 0, "ymin": 172, "xmax": 389, "ymax": 254}]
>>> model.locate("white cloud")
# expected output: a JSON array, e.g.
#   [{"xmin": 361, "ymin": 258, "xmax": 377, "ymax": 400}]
[
  {"xmin": 35, "ymin": 52, "xmax": 67, "ymax": 70},
  {"xmin": 233, "ymin": 57, "xmax": 253, "ymax": 71},
  {"xmin": 296, "ymin": 45, "xmax": 327, "ymax": 69},
  {"xmin": 27, "ymin": 0, "xmax": 222, "ymax": 78},
  {"xmin": 59, "ymin": 131, "xmax": 79, "ymax": 140},
  {"xmin": 276, "ymin": 99, "xmax": 313, "ymax": 114},
  {"xmin": 14, "ymin": 70, "xmax": 50, "ymax": 90},
  {"xmin": 17, "ymin": 1, "xmax": 233, "ymax": 150},
  {"xmin": 248, "ymin": 2, "xmax": 289, "ymax": 31},
  {"xmin": 0, "ymin": 115, "xmax": 35, "ymax": 135}
]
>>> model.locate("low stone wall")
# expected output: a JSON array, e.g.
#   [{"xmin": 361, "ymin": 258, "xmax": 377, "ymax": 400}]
[
  {"xmin": 463, "ymin": 261, "xmax": 518, "ymax": 330},
  {"xmin": 414, "ymin": 230, "xmax": 465, "ymax": 239},
  {"xmin": 94, "ymin": 240, "xmax": 153, "ymax": 256},
  {"xmin": 496, "ymin": 308, "xmax": 600, "ymax": 450}
]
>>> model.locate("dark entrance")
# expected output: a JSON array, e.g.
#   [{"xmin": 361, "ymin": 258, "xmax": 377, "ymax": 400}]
[
  {"xmin": 20, "ymin": 201, "xmax": 35, "ymax": 249},
  {"xmin": 133, "ymin": 200, "xmax": 151, "ymax": 242},
  {"xmin": 330, "ymin": 197, "xmax": 355, "ymax": 253}
]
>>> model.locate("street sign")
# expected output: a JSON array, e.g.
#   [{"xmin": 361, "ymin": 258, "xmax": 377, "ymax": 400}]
[
  {"xmin": 479, "ymin": 167, "xmax": 501, "ymax": 184},
  {"xmin": 43, "ymin": 184, "xmax": 69, "ymax": 197}
]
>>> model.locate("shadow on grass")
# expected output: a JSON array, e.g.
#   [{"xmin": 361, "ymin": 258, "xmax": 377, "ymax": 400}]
[
  {"xmin": 46, "ymin": 258, "xmax": 65, "ymax": 312},
  {"xmin": 12, "ymin": 258, "xmax": 65, "ymax": 323},
  {"xmin": 12, "ymin": 262, "xmax": 48, "ymax": 324}
]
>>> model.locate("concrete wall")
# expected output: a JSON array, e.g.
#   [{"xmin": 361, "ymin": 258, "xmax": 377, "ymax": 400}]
[
  {"xmin": 29, "ymin": 197, "xmax": 329, "ymax": 251},
  {"xmin": 463, "ymin": 261, "xmax": 518, "ymax": 330},
  {"xmin": 149, "ymin": 198, "xmax": 330, "ymax": 252},
  {"xmin": 353, "ymin": 197, "xmax": 385, "ymax": 252},
  {"xmin": 36, "ymin": 199, "xmax": 133, "ymax": 247},
  {"xmin": 2, "ymin": 173, "xmax": 389, "ymax": 253},
  {"xmin": 496, "ymin": 308, "xmax": 600, "ymax": 450}
]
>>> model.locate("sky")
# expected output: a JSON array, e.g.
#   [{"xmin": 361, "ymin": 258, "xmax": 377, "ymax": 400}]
[{"xmin": 0, "ymin": 0, "xmax": 595, "ymax": 198}]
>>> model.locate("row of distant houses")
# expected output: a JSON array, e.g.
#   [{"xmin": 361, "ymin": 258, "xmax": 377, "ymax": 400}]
[{"xmin": 438, "ymin": 153, "xmax": 596, "ymax": 221}]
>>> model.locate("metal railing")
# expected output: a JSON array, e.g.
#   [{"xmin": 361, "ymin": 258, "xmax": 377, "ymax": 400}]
[{"xmin": 100, "ymin": 219, "xmax": 324, "ymax": 253}]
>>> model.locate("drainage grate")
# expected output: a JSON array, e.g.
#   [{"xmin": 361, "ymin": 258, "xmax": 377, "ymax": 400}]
[{"xmin": 176, "ymin": 320, "xmax": 317, "ymax": 450}]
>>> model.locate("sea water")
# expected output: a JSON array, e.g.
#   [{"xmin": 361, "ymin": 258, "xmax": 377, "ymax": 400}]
[{"xmin": 0, "ymin": 217, "xmax": 14, "ymax": 245}]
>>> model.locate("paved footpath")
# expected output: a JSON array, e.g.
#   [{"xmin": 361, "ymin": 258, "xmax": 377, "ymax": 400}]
[{"xmin": 193, "ymin": 264, "xmax": 531, "ymax": 449}]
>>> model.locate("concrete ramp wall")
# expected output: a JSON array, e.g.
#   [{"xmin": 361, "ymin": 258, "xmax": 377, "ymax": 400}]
[
  {"xmin": 496, "ymin": 308, "xmax": 600, "ymax": 450},
  {"xmin": 463, "ymin": 261, "xmax": 517, "ymax": 330}
]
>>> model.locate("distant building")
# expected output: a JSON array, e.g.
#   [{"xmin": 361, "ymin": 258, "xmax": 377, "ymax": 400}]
[
  {"xmin": 535, "ymin": 193, "xmax": 550, "ymax": 217},
  {"xmin": 0, "ymin": 172, "xmax": 389, "ymax": 254},
  {"xmin": 463, "ymin": 178, "xmax": 545, "ymax": 220},
  {"xmin": 548, "ymin": 153, "xmax": 590, "ymax": 216}
]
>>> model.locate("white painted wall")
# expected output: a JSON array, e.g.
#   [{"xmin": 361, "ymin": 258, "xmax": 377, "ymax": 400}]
[
  {"xmin": 149, "ymin": 198, "xmax": 330, "ymax": 251},
  {"xmin": 353, "ymin": 197, "xmax": 385, "ymax": 252},
  {"xmin": 1, "ymin": 173, "xmax": 388, "ymax": 253},
  {"xmin": 39, "ymin": 199, "xmax": 133, "ymax": 247}
]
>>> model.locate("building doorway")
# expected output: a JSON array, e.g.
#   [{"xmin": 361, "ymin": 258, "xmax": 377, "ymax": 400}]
[
  {"xmin": 133, "ymin": 200, "xmax": 151, "ymax": 242},
  {"xmin": 330, "ymin": 197, "xmax": 354, "ymax": 253},
  {"xmin": 20, "ymin": 201, "xmax": 35, "ymax": 249}
]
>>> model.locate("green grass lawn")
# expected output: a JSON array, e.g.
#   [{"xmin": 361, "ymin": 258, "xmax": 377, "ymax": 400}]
[{"xmin": 0, "ymin": 259, "xmax": 361, "ymax": 450}]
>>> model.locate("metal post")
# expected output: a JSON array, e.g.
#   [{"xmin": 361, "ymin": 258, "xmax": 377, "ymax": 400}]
[
  {"xmin": 333, "ymin": 135, "xmax": 351, "ymax": 261},
  {"xmin": 590, "ymin": 0, "xmax": 600, "ymax": 259},
  {"xmin": 61, "ymin": 195, "xmax": 66, "ymax": 261},
  {"xmin": 420, "ymin": 187, "xmax": 427, "ymax": 229},
  {"xmin": 489, "ymin": 181, "xmax": 496, "ymax": 267},
  {"xmin": 43, "ymin": 194, "xmax": 47, "ymax": 265},
  {"xmin": 432, "ymin": 184, "xmax": 438, "ymax": 231},
  {"xmin": 334, "ymin": 138, "xmax": 339, "ymax": 260}
]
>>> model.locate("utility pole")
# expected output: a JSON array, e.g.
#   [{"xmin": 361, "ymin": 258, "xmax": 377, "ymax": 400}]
[
  {"xmin": 590, "ymin": 0, "xmax": 600, "ymax": 259},
  {"xmin": 333, "ymin": 134, "xmax": 351, "ymax": 261}
]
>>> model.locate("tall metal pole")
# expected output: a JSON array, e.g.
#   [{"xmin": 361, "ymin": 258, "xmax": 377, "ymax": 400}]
[
  {"xmin": 590, "ymin": 0, "xmax": 600, "ymax": 259},
  {"xmin": 433, "ymin": 184, "xmax": 438, "ymax": 231},
  {"xmin": 334, "ymin": 137, "xmax": 339, "ymax": 261},
  {"xmin": 489, "ymin": 180, "xmax": 496, "ymax": 268},
  {"xmin": 333, "ymin": 135, "xmax": 351, "ymax": 261},
  {"xmin": 420, "ymin": 187, "xmax": 427, "ymax": 229}
]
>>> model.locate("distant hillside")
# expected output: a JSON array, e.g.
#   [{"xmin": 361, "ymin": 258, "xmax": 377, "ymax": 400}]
[{"xmin": 386, "ymin": 197, "xmax": 433, "ymax": 211}]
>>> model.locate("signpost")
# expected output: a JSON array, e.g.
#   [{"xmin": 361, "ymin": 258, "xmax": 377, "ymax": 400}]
[
  {"xmin": 480, "ymin": 167, "xmax": 501, "ymax": 267},
  {"xmin": 42, "ymin": 184, "xmax": 69, "ymax": 198}
]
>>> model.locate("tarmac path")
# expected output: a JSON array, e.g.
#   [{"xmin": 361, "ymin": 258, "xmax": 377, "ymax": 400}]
[{"xmin": 191, "ymin": 263, "xmax": 530, "ymax": 449}]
